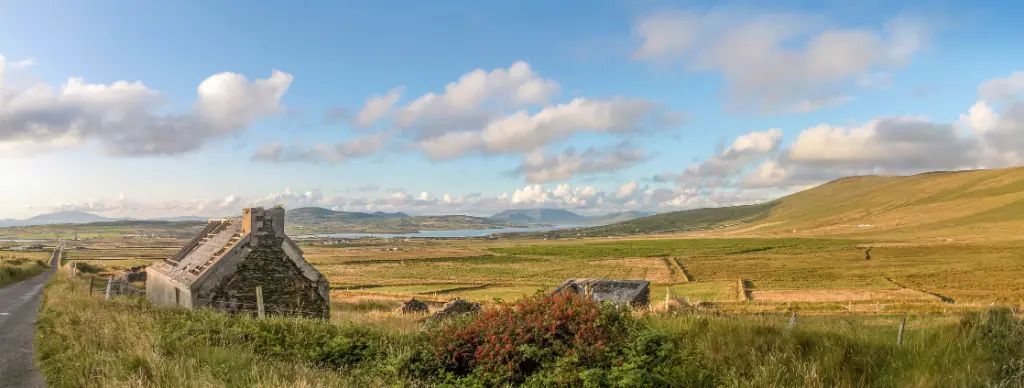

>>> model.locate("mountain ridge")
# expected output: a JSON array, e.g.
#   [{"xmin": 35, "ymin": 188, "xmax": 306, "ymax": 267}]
[
  {"xmin": 489, "ymin": 208, "xmax": 651, "ymax": 224},
  {"xmin": 575, "ymin": 166, "xmax": 1024, "ymax": 240}
]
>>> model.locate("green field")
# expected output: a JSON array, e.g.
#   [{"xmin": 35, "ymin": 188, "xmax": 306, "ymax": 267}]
[{"xmin": 314, "ymin": 236, "xmax": 1024, "ymax": 312}]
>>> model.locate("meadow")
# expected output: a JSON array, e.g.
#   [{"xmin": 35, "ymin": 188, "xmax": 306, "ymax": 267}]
[
  {"xmin": 36, "ymin": 272, "xmax": 1024, "ymax": 387},
  {"xmin": 307, "ymin": 236, "xmax": 1024, "ymax": 314},
  {"xmin": 0, "ymin": 244, "xmax": 54, "ymax": 286}
]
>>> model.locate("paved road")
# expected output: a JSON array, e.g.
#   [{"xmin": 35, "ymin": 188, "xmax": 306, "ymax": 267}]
[{"xmin": 0, "ymin": 244, "xmax": 61, "ymax": 388}]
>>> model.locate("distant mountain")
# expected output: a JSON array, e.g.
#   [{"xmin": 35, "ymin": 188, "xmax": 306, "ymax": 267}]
[
  {"xmin": 373, "ymin": 211, "xmax": 409, "ymax": 218},
  {"xmin": 150, "ymin": 216, "xmax": 210, "ymax": 222},
  {"xmin": 585, "ymin": 211, "xmax": 652, "ymax": 224},
  {"xmin": 287, "ymin": 207, "xmax": 410, "ymax": 223},
  {"xmin": 25, "ymin": 211, "xmax": 110, "ymax": 225},
  {"xmin": 490, "ymin": 209, "xmax": 586, "ymax": 224},
  {"xmin": 0, "ymin": 212, "xmax": 209, "ymax": 227},
  {"xmin": 488, "ymin": 209, "xmax": 651, "ymax": 224}
]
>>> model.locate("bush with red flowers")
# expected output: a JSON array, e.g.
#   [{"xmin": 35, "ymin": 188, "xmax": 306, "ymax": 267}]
[{"xmin": 419, "ymin": 292, "xmax": 634, "ymax": 385}]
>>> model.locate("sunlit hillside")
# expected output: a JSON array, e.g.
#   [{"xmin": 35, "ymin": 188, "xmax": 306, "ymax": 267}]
[{"xmin": 592, "ymin": 167, "xmax": 1024, "ymax": 242}]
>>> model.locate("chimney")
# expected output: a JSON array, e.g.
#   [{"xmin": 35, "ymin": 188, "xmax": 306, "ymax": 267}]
[{"xmin": 242, "ymin": 207, "xmax": 286, "ymax": 238}]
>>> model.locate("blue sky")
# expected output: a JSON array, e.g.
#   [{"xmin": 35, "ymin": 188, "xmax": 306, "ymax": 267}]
[{"xmin": 2, "ymin": 0, "xmax": 1024, "ymax": 219}]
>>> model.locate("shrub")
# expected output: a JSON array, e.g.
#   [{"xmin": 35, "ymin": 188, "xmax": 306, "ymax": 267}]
[
  {"xmin": 420, "ymin": 292, "xmax": 635, "ymax": 385},
  {"xmin": 72, "ymin": 262, "xmax": 104, "ymax": 274}
]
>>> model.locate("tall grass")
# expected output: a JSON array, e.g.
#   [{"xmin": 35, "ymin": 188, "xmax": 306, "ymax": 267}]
[
  {"xmin": 0, "ymin": 256, "xmax": 49, "ymax": 286},
  {"xmin": 36, "ymin": 275, "xmax": 1024, "ymax": 387},
  {"xmin": 35, "ymin": 276, "xmax": 420, "ymax": 387}
]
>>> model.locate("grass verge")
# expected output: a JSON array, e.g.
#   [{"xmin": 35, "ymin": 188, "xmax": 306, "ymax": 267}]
[
  {"xmin": 36, "ymin": 275, "xmax": 1024, "ymax": 387},
  {"xmin": 0, "ymin": 257, "xmax": 50, "ymax": 286}
]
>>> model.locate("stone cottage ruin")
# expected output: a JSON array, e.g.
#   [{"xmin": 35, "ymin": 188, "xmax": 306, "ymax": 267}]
[
  {"xmin": 146, "ymin": 207, "xmax": 330, "ymax": 319},
  {"xmin": 551, "ymin": 278, "xmax": 651, "ymax": 306}
]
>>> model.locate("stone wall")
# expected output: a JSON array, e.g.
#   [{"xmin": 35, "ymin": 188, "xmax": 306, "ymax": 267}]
[
  {"xmin": 146, "ymin": 268, "xmax": 194, "ymax": 309},
  {"xmin": 203, "ymin": 234, "xmax": 330, "ymax": 319}
]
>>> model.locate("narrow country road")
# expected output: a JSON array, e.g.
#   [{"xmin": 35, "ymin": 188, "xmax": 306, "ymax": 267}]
[{"xmin": 0, "ymin": 243, "xmax": 62, "ymax": 388}]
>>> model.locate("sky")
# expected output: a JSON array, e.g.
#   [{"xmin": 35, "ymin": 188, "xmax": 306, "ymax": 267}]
[{"xmin": 1, "ymin": 0, "xmax": 1024, "ymax": 219}]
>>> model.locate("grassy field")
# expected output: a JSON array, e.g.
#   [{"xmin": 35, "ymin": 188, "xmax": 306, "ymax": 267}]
[
  {"xmin": 37, "ymin": 272, "xmax": 1024, "ymax": 387},
  {"xmin": 310, "ymin": 236, "xmax": 1024, "ymax": 313},
  {"xmin": 0, "ymin": 221, "xmax": 206, "ymax": 240},
  {"xmin": 0, "ymin": 255, "xmax": 50, "ymax": 286}
]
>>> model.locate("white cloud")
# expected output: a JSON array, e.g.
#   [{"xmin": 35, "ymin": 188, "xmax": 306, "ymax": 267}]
[
  {"xmin": 395, "ymin": 61, "xmax": 561, "ymax": 131},
  {"xmin": 632, "ymin": 9, "xmax": 929, "ymax": 112},
  {"xmin": 515, "ymin": 142, "xmax": 646, "ymax": 182},
  {"xmin": 352, "ymin": 86, "xmax": 403, "ymax": 128},
  {"xmin": 978, "ymin": 71, "xmax": 1024, "ymax": 102},
  {"xmin": 10, "ymin": 58, "xmax": 36, "ymax": 68},
  {"xmin": 664, "ymin": 128, "xmax": 783, "ymax": 184},
  {"xmin": 252, "ymin": 131, "xmax": 391, "ymax": 164},
  {"xmin": 348, "ymin": 61, "xmax": 677, "ymax": 164},
  {"xmin": 418, "ymin": 97, "xmax": 663, "ymax": 160},
  {"xmin": 616, "ymin": 180, "xmax": 640, "ymax": 199},
  {"xmin": 0, "ymin": 55, "xmax": 293, "ymax": 156}
]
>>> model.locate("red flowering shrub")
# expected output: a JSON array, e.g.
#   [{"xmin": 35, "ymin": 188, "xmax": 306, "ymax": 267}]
[{"xmin": 423, "ymin": 292, "xmax": 632, "ymax": 385}]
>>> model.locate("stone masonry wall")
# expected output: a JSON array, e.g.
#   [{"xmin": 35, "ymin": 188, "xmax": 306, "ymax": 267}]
[{"xmin": 204, "ymin": 235, "xmax": 330, "ymax": 319}]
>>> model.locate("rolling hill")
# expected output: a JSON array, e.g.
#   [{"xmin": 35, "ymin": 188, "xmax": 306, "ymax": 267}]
[
  {"xmin": 489, "ymin": 209, "xmax": 585, "ymax": 223},
  {"xmin": 489, "ymin": 209, "xmax": 651, "ymax": 224},
  {"xmin": 284, "ymin": 207, "xmax": 526, "ymax": 234},
  {"xmin": 25, "ymin": 211, "xmax": 110, "ymax": 224},
  {"xmin": 286, "ymin": 207, "xmax": 410, "ymax": 223},
  {"xmin": 581, "ymin": 167, "xmax": 1024, "ymax": 241}
]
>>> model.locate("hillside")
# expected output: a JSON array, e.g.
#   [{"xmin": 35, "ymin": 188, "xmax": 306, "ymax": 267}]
[
  {"xmin": 286, "ymin": 207, "xmax": 410, "ymax": 222},
  {"xmin": 583, "ymin": 167, "xmax": 1024, "ymax": 241},
  {"xmin": 285, "ymin": 207, "xmax": 526, "ymax": 234},
  {"xmin": 25, "ymin": 211, "xmax": 109, "ymax": 224},
  {"xmin": 581, "ymin": 203, "xmax": 776, "ymax": 236},
  {"xmin": 489, "ymin": 209, "xmax": 651, "ymax": 224},
  {"xmin": 490, "ymin": 209, "xmax": 585, "ymax": 223}
]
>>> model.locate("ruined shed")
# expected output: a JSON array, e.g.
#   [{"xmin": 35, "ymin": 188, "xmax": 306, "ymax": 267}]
[
  {"xmin": 551, "ymin": 278, "xmax": 651, "ymax": 306},
  {"xmin": 146, "ymin": 207, "xmax": 330, "ymax": 319}
]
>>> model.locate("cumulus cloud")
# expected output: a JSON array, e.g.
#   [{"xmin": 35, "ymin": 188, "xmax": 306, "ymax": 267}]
[
  {"xmin": 352, "ymin": 87, "xmax": 403, "ymax": 128},
  {"xmin": 662, "ymin": 128, "xmax": 782, "ymax": 185},
  {"xmin": 514, "ymin": 142, "xmax": 646, "ymax": 182},
  {"xmin": 632, "ymin": 9, "xmax": 929, "ymax": 112},
  {"xmin": 394, "ymin": 61, "xmax": 562, "ymax": 134},
  {"xmin": 252, "ymin": 131, "xmax": 391, "ymax": 164},
  {"xmin": 419, "ymin": 97, "xmax": 664, "ymax": 160},
  {"xmin": 350, "ymin": 61, "xmax": 677, "ymax": 164},
  {"xmin": 978, "ymin": 71, "xmax": 1024, "ymax": 102},
  {"xmin": 0, "ymin": 55, "xmax": 293, "ymax": 156},
  {"xmin": 663, "ymin": 72, "xmax": 1024, "ymax": 193},
  {"xmin": 616, "ymin": 180, "xmax": 640, "ymax": 199}
]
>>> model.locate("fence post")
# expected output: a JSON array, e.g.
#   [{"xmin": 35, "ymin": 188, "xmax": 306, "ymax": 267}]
[
  {"xmin": 105, "ymin": 278, "xmax": 113, "ymax": 300},
  {"xmin": 89, "ymin": 277, "xmax": 94, "ymax": 295},
  {"xmin": 897, "ymin": 313, "xmax": 907, "ymax": 345},
  {"xmin": 256, "ymin": 285, "xmax": 265, "ymax": 319},
  {"xmin": 665, "ymin": 288, "xmax": 670, "ymax": 311}
]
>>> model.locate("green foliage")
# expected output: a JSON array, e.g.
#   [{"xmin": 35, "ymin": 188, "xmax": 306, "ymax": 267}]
[
  {"xmin": 415, "ymin": 293, "xmax": 688, "ymax": 386},
  {"xmin": 71, "ymin": 261, "xmax": 104, "ymax": 274}
]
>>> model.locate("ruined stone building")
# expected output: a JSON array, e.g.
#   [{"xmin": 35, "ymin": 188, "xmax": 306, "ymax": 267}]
[
  {"xmin": 551, "ymin": 278, "xmax": 651, "ymax": 306},
  {"xmin": 146, "ymin": 207, "xmax": 330, "ymax": 319}
]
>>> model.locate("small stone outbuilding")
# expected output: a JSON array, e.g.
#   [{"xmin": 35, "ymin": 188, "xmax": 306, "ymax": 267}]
[
  {"xmin": 146, "ymin": 207, "xmax": 330, "ymax": 319},
  {"xmin": 551, "ymin": 278, "xmax": 650, "ymax": 306}
]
